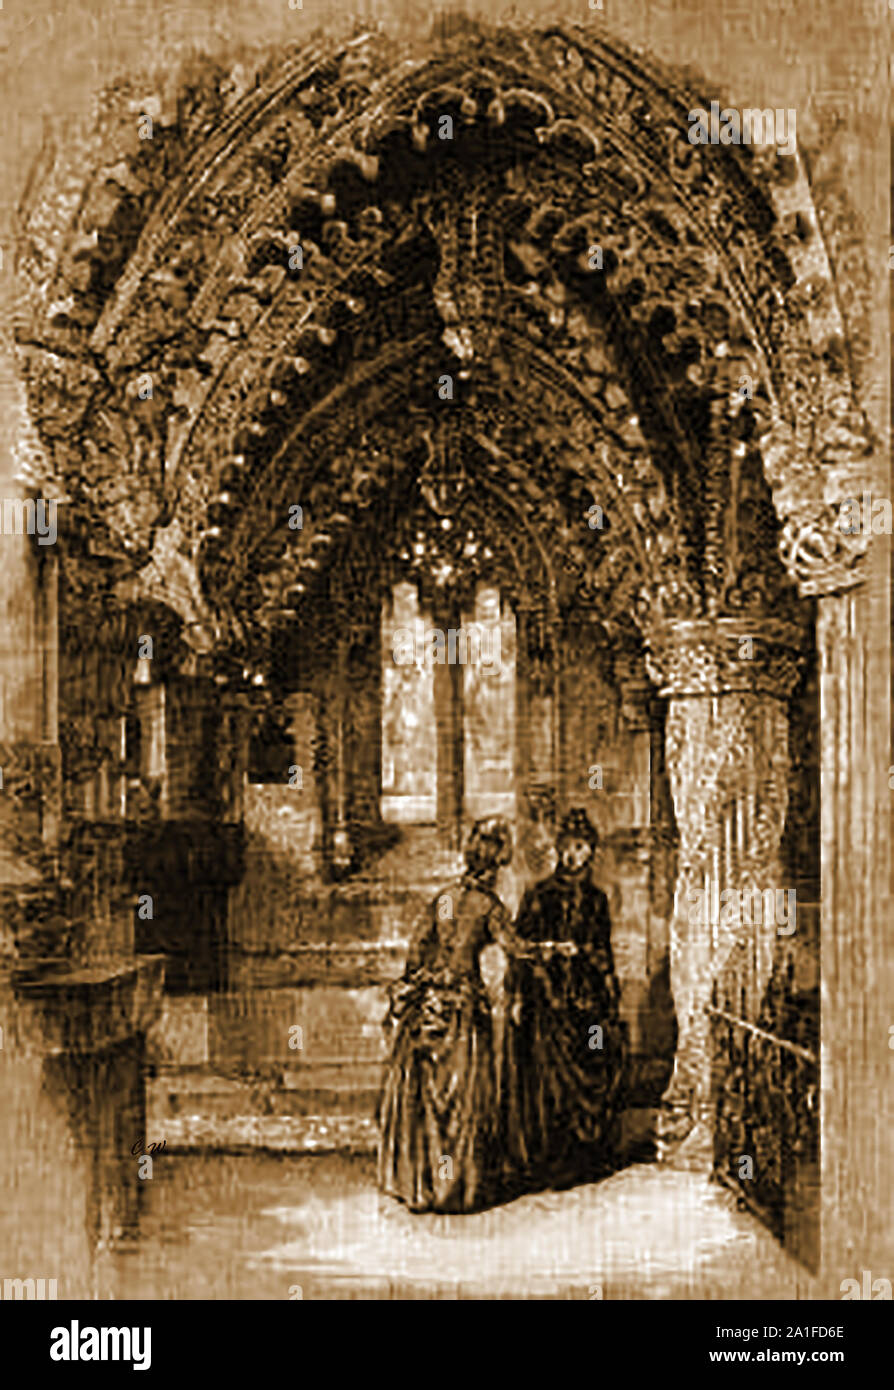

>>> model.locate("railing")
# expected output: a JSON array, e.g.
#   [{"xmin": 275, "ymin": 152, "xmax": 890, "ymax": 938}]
[{"xmin": 708, "ymin": 919, "xmax": 820, "ymax": 1270}]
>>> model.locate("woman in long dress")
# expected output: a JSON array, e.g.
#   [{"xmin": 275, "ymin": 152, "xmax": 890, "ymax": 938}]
[
  {"xmin": 377, "ymin": 816, "xmax": 516, "ymax": 1213},
  {"xmin": 501, "ymin": 808, "xmax": 628, "ymax": 1193}
]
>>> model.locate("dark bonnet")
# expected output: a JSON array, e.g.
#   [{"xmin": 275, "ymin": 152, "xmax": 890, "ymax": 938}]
[{"xmin": 558, "ymin": 807, "xmax": 599, "ymax": 850}]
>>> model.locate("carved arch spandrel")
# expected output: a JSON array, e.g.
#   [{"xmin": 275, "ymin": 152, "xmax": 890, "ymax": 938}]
[{"xmin": 13, "ymin": 22, "xmax": 874, "ymax": 656}]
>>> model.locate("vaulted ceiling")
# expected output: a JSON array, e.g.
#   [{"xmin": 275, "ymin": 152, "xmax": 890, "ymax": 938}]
[{"xmin": 14, "ymin": 21, "xmax": 873, "ymax": 673}]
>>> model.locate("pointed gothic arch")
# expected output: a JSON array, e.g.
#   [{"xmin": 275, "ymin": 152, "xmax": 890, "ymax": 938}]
[
  {"xmin": 8, "ymin": 19, "xmax": 888, "ymax": 1280},
  {"xmin": 14, "ymin": 21, "xmax": 873, "ymax": 655}
]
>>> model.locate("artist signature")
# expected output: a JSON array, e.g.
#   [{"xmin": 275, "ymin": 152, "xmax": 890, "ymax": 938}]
[{"xmin": 131, "ymin": 1137, "xmax": 166, "ymax": 1156}]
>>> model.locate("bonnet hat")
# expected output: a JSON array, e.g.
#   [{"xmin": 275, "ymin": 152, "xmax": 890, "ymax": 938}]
[{"xmin": 557, "ymin": 807, "xmax": 599, "ymax": 850}]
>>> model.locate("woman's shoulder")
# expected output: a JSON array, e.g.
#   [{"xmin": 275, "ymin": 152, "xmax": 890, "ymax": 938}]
[
  {"xmin": 588, "ymin": 881, "xmax": 611, "ymax": 911},
  {"xmin": 428, "ymin": 878, "xmax": 465, "ymax": 917},
  {"xmin": 462, "ymin": 876, "xmax": 511, "ymax": 923},
  {"xmin": 427, "ymin": 874, "xmax": 495, "ymax": 905}
]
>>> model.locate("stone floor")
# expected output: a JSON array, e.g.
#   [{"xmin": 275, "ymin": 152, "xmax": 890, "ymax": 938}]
[{"xmin": 108, "ymin": 1151, "xmax": 818, "ymax": 1300}]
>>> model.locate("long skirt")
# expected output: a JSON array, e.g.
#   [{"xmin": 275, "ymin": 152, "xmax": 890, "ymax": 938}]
[
  {"xmin": 377, "ymin": 974, "xmax": 498, "ymax": 1213},
  {"xmin": 500, "ymin": 955, "xmax": 627, "ymax": 1191}
]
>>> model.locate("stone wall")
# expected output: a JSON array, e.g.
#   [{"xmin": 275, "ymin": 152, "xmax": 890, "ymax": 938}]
[
  {"xmin": 226, "ymin": 690, "xmax": 323, "ymax": 963},
  {"xmin": 221, "ymin": 623, "xmax": 676, "ymax": 1128}
]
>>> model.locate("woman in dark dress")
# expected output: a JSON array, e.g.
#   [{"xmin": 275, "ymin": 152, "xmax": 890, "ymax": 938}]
[
  {"xmin": 377, "ymin": 816, "xmax": 517, "ymax": 1213},
  {"xmin": 501, "ymin": 808, "xmax": 627, "ymax": 1193}
]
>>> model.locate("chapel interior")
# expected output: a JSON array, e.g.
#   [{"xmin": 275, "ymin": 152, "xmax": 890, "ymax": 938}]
[{"xmin": 1, "ymin": 13, "xmax": 887, "ymax": 1298}]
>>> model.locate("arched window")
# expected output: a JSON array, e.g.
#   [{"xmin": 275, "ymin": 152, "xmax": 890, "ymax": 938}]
[
  {"xmin": 380, "ymin": 582, "xmax": 437, "ymax": 823},
  {"xmin": 462, "ymin": 585, "xmax": 516, "ymax": 821},
  {"xmin": 380, "ymin": 580, "xmax": 516, "ymax": 829}
]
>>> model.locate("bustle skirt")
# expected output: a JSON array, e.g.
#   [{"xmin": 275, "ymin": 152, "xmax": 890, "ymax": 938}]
[{"xmin": 377, "ymin": 970, "xmax": 499, "ymax": 1213}]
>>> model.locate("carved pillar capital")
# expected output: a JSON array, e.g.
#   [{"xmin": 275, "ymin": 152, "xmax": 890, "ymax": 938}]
[
  {"xmin": 777, "ymin": 509, "xmax": 870, "ymax": 598},
  {"xmin": 759, "ymin": 398, "xmax": 879, "ymax": 598},
  {"xmin": 644, "ymin": 616, "xmax": 805, "ymax": 701}
]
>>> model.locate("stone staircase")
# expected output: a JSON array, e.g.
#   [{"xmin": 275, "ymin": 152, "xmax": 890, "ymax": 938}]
[
  {"xmin": 145, "ymin": 991, "xmax": 386, "ymax": 1153},
  {"xmin": 147, "ymin": 1065, "xmax": 380, "ymax": 1153},
  {"xmin": 143, "ymin": 851, "xmax": 459, "ymax": 1153}
]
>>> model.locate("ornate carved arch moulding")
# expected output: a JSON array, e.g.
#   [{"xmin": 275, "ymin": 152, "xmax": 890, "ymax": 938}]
[{"xmin": 12, "ymin": 22, "xmax": 875, "ymax": 656}]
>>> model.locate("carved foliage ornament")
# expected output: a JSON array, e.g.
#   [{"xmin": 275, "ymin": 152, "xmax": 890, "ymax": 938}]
[{"xmin": 13, "ymin": 23, "xmax": 873, "ymax": 655}]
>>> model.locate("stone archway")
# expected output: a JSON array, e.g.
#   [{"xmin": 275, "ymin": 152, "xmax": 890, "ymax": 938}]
[
  {"xmin": 15, "ymin": 25, "xmax": 873, "ymax": 603},
  {"xmin": 8, "ymin": 19, "xmax": 887, "ymax": 1282}
]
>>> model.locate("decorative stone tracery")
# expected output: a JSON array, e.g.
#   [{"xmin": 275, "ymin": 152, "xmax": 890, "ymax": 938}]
[
  {"xmin": 7, "ymin": 21, "xmax": 881, "ymax": 1172},
  {"xmin": 13, "ymin": 23, "xmax": 876, "ymax": 655},
  {"xmin": 644, "ymin": 618, "xmax": 804, "ymax": 1153}
]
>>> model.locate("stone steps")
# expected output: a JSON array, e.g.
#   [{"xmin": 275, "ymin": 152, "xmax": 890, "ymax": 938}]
[
  {"xmin": 146, "ymin": 1063, "xmax": 657, "ymax": 1159},
  {"xmin": 143, "ymin": 993, "xmax": 661, "ymax": 1157},
  {"xmin": 143, "ymin": 988, "xmax": 386, "ymax": 1152},
  {"xmin": 145, "ymin": 1061, "xmax": 380, "ymax": 1128},
  {"xmin": 151, "ymin": 1111, "xmax": 379, "ymax": 1155}
]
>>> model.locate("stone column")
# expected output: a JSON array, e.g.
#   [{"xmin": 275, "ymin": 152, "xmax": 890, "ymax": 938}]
[
  {"xmin": 321, "ymin": 636, "xmax": 352, "ymax": 875},
  {"xmin": 519, "ymin": 605, "xmax": 559, "ymax": 860},
  {"xmin": 433, "ymin": 607, "xmax": 463, "ymax": 852},
  {"xmin": 0, "ymin": 408, "xmax": 165, "ymax": 1297},
  {"xmin": 0, "ymin": 501, "xmax": 62, "ymax": 963},
  {"xmin": 614, "ymin": 647, "xmax": 654, "ymax": 829},
  {"xmin": 645, "ymin": 617, "xmax": 804, "ymax": 1165},
  {"xmin": 815, "ymin": 554, "xmax": 892, "ymax": 1286}
]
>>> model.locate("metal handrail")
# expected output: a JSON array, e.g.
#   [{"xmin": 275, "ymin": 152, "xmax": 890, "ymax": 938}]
[{"xmin": 705, "ymin": 1003, "xmax": 817, "ymax": 1064}]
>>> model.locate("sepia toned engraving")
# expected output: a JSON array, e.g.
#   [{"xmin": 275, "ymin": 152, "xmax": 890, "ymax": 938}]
[{"xmin": 0, "ymin": 0, "xmax": 889, "ymax": 1313}]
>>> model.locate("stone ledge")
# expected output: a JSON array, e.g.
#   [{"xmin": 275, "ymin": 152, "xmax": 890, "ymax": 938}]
[
  {"xmin": 10, "ymin": 953, "xmax": 166, "ymax": 1054},
  {"xmin": 147, "ymin": 1060, "xmax": 383, "ymax": 1119},
  {"xmin": 153, "ymin": 1108, "xmax": 658, "ymax": 1158},
  {"xmin": 157, "ymin": 1113, "xmax": 379, "ymax": 1153},
  {"xmin": 225, "ymin": 942, "xmax": 406, "ymax": 988}
]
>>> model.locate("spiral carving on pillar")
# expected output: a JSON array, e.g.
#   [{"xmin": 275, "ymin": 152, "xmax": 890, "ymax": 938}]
[{"xmin": 661, "ymin": 688, "xmax": 794, "ymax": 1126}]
